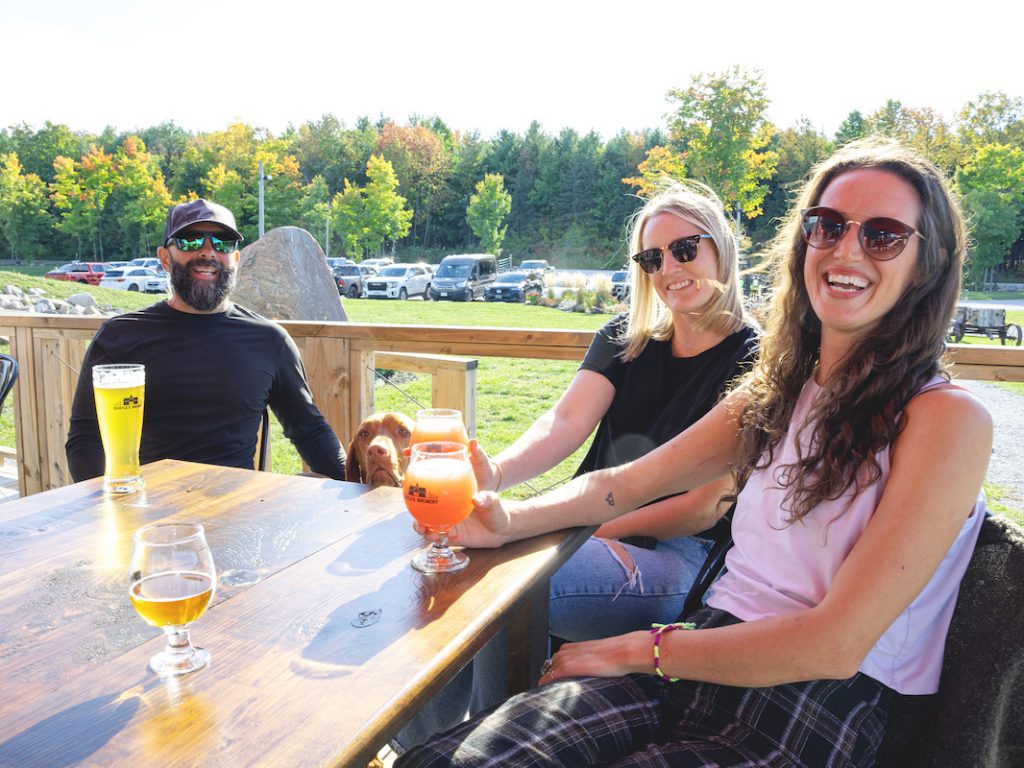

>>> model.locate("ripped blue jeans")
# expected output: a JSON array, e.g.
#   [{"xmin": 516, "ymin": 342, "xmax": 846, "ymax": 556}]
[{"xmin": 550, "ymin": 534, "xmax": 714, "ymax": 641}]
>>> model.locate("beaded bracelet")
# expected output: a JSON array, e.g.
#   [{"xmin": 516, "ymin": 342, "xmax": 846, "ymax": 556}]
[{"xmin": 649, "ymin": 621, "xmax": 695, "ymax": 682}]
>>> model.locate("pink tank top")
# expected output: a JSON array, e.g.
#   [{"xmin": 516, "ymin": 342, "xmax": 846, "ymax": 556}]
[{"xmin": 708, "ymin": 376, "xmax": 986, "ymax": 694}]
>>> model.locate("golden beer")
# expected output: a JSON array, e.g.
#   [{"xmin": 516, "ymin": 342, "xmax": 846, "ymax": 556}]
[
  {"xmin": 93, "ymin": 364, "xmax": 145, "ymax": 494},
  {"xmin": 130, "ymin": 571, "xmax": 214, "ymax": 627}
]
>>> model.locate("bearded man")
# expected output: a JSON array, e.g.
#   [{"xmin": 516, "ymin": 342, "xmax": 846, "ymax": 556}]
[{"xmin": 66, "ymin": 198, "xmax": 347, "ymax": 480}]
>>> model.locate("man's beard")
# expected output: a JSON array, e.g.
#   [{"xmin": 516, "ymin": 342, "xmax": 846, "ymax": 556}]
[{"xmin": 170, "ymin": 258, "xmax": 236, "ymax": 312}]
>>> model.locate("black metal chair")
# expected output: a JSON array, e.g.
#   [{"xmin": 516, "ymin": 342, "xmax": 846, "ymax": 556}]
[
  {"xmin": 0, "ymin": 353, "xmax": 19, "ymax": 416},
  {"xmin": 256, "ymin": 409, "xmax": 270, "ymax": 472},
  {"xmin": 679, "ymin": 502, "xmax": 735, "ymax": 619}
]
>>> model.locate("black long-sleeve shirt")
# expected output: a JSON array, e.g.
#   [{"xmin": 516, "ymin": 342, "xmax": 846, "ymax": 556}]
[{"xmin": 66, "ymin": 301, "xmax": 346, "ymax": 480}]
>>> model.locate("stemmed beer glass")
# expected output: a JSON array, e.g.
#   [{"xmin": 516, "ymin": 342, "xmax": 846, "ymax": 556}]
[
  {"xmin": 403, "ymin": 442, "xmax": 477, "ymax": 573},
  {"xmin": 129, "ymin": 522, "xmax": 216, "ymax": 677},
  {"xmin": 411, "ymin": 408, "xmax": 470, "ymax": 447}
]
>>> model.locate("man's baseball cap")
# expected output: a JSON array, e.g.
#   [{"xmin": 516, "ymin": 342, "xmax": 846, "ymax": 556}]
[{"xmin": 163, "ymin": 198, "xmax": 244, "ymax": 245}]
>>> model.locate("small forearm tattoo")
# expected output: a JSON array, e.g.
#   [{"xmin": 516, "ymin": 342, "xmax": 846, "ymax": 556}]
[{"xmin": 605, "ymin": 491, "xmax": 615, "ymax": 507}]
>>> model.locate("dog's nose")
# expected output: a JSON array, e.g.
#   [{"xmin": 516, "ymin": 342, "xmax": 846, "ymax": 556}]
[{"xmin": 367, "ymin": 441, "xmax": 393, "ymax": 460}]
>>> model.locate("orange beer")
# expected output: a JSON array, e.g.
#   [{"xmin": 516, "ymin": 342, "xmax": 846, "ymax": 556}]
[
  {"xmin": 412, "ymin": 408, "xmax": 469, "ymax": 447},
  {"xmin": 404, "ymin": 451, "xmax": 477, "ymax": 530}
]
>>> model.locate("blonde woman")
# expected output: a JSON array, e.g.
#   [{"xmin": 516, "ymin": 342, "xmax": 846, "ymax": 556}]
[{"xmin": 477, "ymin": 179, "xmax": 758, "ymax": 640}]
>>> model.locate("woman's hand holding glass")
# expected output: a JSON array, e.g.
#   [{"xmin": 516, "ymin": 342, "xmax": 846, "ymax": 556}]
[
  {"xmin": 413, "ymin": 488, "xmax": 514, "ymax": 550},
  {"xmin": 404, "ymin": 442, "xmax": 478, "ymax": 572}
]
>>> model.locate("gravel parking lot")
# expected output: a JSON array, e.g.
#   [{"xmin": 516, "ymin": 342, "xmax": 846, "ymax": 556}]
[{"xmin": 960, "ymin": 379, "xmax": 1024, "ymax": 516}]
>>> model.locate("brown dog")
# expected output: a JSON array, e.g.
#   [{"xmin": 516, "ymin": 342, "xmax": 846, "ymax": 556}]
[{"xmin": 345, "ymin": 411, "xmax": 415, "ymax": 487}]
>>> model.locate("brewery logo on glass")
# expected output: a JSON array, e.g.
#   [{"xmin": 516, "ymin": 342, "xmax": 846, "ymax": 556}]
[
  {"xmin": 407, "ymin": 483, "xmax": 433, "ymax": 502},
  {"xmin": 117, "ymin": 395, "xmax": 140, "ymax": 409}
]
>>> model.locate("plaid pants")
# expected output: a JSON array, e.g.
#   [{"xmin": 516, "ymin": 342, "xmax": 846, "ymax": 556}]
[{"xmin": 396, "ymin": 609, "xmax": 889, "ymax": 768}]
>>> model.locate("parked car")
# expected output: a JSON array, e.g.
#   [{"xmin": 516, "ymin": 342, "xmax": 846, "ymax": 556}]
[
  {"xmin": 428, "ymin": 253, "xmax": 498, "ymax": 301},
  {"xmin": 325, "ymin": 257, "xmax": 354, "ymax": 270},
  {"xmin": 99, "ymin": 267, "xmax": 168, "ymax": 293},
  {"xmin": 518, "ymin": 259, "xmax": 555, "ymax": 278},
  {"xmin": 364, "ymin": 264, "xmax": 431, "ymax": 300},
  {"xmin": 106, "ymin": 260, "xmax": 131, "ymax": 269},
  {"xmin": 611, "ymin": 269, "xmax": 632, "ymax": 301},
  {"xmin": 129, "ymin": 257, "xmax": 166, "ymax": 273},
  {"xmin": 44, "ymin": 262, "xmax": 109, "ymax": 285},
  {"xmin": 333, "ymin": 263, "xmax": 375, "ymax": 298},
  {"xmin": 360, "ymin": 257, "xmax": 394, "ymax": 269},
  {"xmin": 484, "ymin": 271, "xmax": 544, "ymax": 303}
]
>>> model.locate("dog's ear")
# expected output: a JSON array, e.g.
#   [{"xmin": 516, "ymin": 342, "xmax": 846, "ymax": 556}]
[{"xmin": 345, "ymin": 437, "xmax": 364, "ymax": 483}]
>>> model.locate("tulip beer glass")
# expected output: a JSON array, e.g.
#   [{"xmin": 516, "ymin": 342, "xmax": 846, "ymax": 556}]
[
  {"xmin": 411, "ymin": 408, "xmax": 470, "ymax": 447},
  {"xmin": 403, "ymin": 441, "xmax": 477, "ymax": 573},
  {"xmin": 93, "ymin": 363, "xmax": 145, "ymax": 494},
  {"xmin": 129, "ymin": 522, "xmax": 216, "ymax": 677}
]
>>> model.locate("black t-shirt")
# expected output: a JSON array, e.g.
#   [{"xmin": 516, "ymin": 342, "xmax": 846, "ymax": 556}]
[
  {"xmin": 576, "ymin": 314, "xmax": 759, "ymax": 537},
  {"xmin": 66, "ymin": 301, "xmax": 346, "ymax": 480}
]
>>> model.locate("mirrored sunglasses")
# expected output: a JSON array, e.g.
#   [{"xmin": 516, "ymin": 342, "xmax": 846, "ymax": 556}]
[
  {"xmin": 169, "ymin": 233, "xmax": 240, "ymax": 254},
  {"xmin": 800, "ymin": 206, "xmax": 924, "ymax": 261},
  {"xmin": 631, "ymin": 234, "xmax": 714, "ymax": 274}
]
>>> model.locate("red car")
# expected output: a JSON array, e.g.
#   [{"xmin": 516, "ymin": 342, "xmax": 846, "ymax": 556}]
[{"xmin": 44, "ymin": 262, "xmax": 110, "ymax": 286}]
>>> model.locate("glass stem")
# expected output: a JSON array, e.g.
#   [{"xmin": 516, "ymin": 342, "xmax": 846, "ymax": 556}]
[
  {"xmin": 164, "ymin": 626, "xmax": 192, "ymax": 656},
  {"xmin": 434, "ymin": 530, "xmax": 450, "ymax": 552}
]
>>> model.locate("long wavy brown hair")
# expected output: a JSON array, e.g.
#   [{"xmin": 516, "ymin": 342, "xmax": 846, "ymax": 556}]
[{"xmin": 732, "ymin": 138, "xmax": 967, "ymax": 522}]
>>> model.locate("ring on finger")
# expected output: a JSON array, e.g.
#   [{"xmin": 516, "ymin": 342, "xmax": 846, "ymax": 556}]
[{"xmin": 540, "ymin": 658, "xmax": 553, "ymax": 676}]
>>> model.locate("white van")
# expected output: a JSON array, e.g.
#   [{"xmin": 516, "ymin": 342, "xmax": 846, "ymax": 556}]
[{"xmin": 428, "ymin": 254, "xmax": 498, "ymax": 301}]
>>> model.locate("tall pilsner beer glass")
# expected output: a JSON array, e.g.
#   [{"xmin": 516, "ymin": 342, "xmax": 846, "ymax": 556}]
[{"xmin": 93, "ymin": 364, "xmax": 145, "ymax": 494}]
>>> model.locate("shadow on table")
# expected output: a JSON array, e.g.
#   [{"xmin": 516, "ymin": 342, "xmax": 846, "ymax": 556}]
[{"xmin": 0, "ymin": 692, "xmax": 140, "ymax": 768}]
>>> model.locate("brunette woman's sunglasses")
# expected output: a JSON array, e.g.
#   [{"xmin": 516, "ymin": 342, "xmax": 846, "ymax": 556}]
[
  {"xmin": 631, "ymin": 234, "xmax": 713, "ymax": 274},
  {"xmin": 800, "ymin": 206, "xmax": 924, "ymax": 261}
]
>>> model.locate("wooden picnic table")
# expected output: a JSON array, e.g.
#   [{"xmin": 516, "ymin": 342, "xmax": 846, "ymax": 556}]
[{"xmin": 0, "ymin": 459, "xmax": 591, "ymax": 767}]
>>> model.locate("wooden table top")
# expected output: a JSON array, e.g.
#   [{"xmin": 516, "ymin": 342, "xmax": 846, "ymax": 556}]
[{"xmin": 0, "ymin": 460, "xmax": 591, "ymax": 767}]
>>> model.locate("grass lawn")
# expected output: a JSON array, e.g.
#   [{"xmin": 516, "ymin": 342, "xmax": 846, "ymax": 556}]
[{"xmin": 1, "ymin": 272, "xmax": 1022, "ymax": 517}]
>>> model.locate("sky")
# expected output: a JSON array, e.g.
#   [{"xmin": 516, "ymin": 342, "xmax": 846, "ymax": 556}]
[{"xmin": 2, "ymin": 0, "xmax": 1022, "ymax": 141}]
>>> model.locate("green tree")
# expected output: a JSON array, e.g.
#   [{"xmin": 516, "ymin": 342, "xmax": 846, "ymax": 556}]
[
  {"xmin": 202, "ymin": 164, "xmax": 245, "ymax": 226},
  {"xmin": 137, "ymin": 121, "xmax": 192, "ymax": 178},
  {"xmin": 332, "ymin": 180, "xmax": 366, "ymax": 258},
  {"xmin": 362, "ymin": 154, "xmax": 413, "ymax": 254},
  {"xmin": 0, "ymin": 152, "xmax": 52, "ymax": 260},
  {"xmin": 666, "ymin": 66, "xmax": 778, "ymax": 228},
  {"xmin": 299, "ymin": 175, "xmax": 332, "ymax": 253},
  {"xmin": 749, "ymin": 120, "xmax": 831, "ymax": 249},
  {"xmin": 254, "ymin": 148, "xmax": 305, "ymax": 233},
  {"xmin": 332, "ymin": 155, "xmax": 412, "ymax": 259},
  {"xmin": 834, "ymin": 110, "xmax": 869, "ymax": 145},
  {"xmin": 955, "ymin": 143, "xmax": 1024, "ymax": 289},
  {"xmin": 110, "ymin": 136, "xmax": 173, "ymax": 257},
  {"xmin": 8, "ymin": 122, "xmax": 87, "ymax": 184},
  {"xmin": 376, "ymin": 122, "xmax": 452, "ymax": 247},
  {"xmin": 50, "ymin": 144, "xmax": 116, "ymax": 259},
  {"xmin": 291, "ymin": 114, "xmax": 374, "ymax": 194},
  {"xmin": 958, "ymin": 91, "xmax": 1024, "ymax": 150},
  {"xmin": 623, "ymin": 145, "xmax": 687, "ymax": 198},
  {"xmin": 432, "ymin": 131, "xmax": 486, "ymax": 249},
  {"xmin": 466, "ymin": 174, "xmax": 512, "ymax": 256}
]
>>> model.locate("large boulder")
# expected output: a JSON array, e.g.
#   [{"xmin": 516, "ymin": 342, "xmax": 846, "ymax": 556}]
[{"xmin": 234, "ymin": 227, "xmax": 347, "ymax": 322}]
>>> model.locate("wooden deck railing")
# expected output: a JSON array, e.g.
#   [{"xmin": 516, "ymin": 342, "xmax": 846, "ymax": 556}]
[{"xmin": 2, "ymin": 312, "xmax": 1023, "ymax": 497}]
